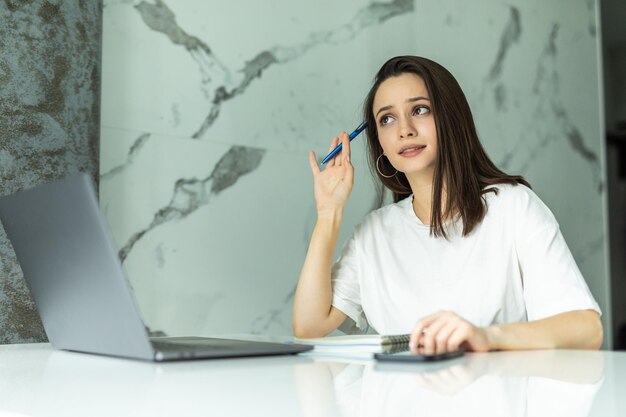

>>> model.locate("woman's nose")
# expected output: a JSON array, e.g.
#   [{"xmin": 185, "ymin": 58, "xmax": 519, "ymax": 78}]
[{"xmin": 399, "ymin": 119, "xmax": 417, "ymax": 138}]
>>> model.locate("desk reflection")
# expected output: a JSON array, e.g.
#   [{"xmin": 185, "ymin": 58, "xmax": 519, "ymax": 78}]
[
  {"xmin": 294, "ymin": 350, "xmax": 604, "ymax": 417},
  {"xmin": 0, "ymin": 348, "xmax": 314, "ymax": 417}
]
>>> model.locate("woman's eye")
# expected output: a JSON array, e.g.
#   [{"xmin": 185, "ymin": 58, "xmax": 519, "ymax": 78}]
[
  {"xmin": 380, "ymin": 115, "xmax": 394, "ymax": 125},
  {"xmin": 414, "ymin": 106, "xmax": 430, "ymax": 116}
]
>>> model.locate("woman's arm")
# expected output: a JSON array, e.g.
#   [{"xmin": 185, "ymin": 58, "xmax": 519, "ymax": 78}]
[
  {"xmin": 292, "ymin": 133, "xmax": 353, "ymax": 338},
  {"xmin": 292, "ymin": 213, "xmax": 347, "ymax": 338},
  {"xmin": 409, "ymin": 309, "xmax": 603, "ymax": 354},
  {"xmin": 485, "ymin": 309, "xmax": 603, "ymax": 350}
]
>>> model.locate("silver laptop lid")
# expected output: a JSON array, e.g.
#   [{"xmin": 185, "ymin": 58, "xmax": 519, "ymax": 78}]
[{"xmin": 0, "ymin": 173, "xmax": 154, "ymax": 360}]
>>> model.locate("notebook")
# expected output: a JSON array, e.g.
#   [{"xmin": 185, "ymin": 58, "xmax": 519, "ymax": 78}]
[
  {"xmin": 0, "ymin": 173, "xmax": 312, "ymax": 361},
  {"xmin": 295, "ymin": 334, "xmax": 410, "ymax": 357}
]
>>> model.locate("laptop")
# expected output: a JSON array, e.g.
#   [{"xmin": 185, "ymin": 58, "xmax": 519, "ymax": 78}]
[{"xmin": 0, "ymin": 173, "xmax": 312, "ymax": 361}]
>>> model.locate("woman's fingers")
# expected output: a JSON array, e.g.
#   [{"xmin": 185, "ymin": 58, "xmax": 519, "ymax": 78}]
[
  {"xmin": 308, "ymin": 151, "xmax": 320, "ymax": 175},
  {"xmin": 340, "ymin": 131, "xmax": 351, "ymax": 166},
  {"xmin": 433, "ymin": 322, "xmax": 459, "ymax": 355},
  {"xmin": 411, "ymin": 311, "xmax": 479, "ymax": 355},
  {"xmin": 326, "ymin": 136, "xmax": 340, "ymax": 168},
  {"xmin": 334, "ymin": 133, "xmax": 345, "ymax": 167},
  {"xmin": 325, "ymin": 132, "xmax": 351, "ymax": 168},
  {"xmin": 419, "ymin": 315, "xmax": 450, "ymax": 355},
  {"xmin": 410, "ymin": 314, "xmax": 438, "ymax": 352},
  {"xmin": 339, "ymin": 132, "xmax": 354, "ymax": 186}
]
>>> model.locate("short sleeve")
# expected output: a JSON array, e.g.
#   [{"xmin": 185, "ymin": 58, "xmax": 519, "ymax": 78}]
[
  {"xmin": 515, "ymin": 191, "xmax": 601, "ymax": 321},
  {"xmin": 331, "ymin": 232, "xmax": 370, "ymax": 333}
]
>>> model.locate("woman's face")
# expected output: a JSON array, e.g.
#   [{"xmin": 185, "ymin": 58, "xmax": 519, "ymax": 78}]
[{"xmin": 372, "ymin": 73, "xmax": 438, "ymax": 181}]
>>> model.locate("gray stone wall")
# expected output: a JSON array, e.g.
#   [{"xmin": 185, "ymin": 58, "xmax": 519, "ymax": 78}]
[{"xmin": 0, "ymin": 0, "xmax": 102, "ymax": 344}]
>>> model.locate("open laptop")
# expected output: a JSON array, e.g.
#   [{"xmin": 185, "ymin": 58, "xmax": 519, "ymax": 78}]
[{"xmin": 0, "ymin": 173, "xmax": 312, "ymax": 361}]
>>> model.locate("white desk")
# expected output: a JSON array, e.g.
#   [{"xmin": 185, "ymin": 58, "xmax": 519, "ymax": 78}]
[{"xmin": 0, "ymin": 343, "xmax": 624, "ymax": 417}]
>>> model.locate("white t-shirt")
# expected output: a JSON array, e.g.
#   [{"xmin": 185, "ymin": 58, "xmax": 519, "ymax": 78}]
[{"xmin": 331, "ymin": 184, "xmax": 600, "ymax": 334}]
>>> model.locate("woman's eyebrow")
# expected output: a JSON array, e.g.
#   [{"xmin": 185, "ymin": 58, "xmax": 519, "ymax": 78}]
[
  {"xmin": 375, "ymin": 105, "xmax": 393, "ymax": 117},
  {"xmin": 375, "ymin": 96, "xmax": 431, "ymax": 117},
  {"xmin": 407, "ymin": 96, "xmax": 430, "ymax": 103}
]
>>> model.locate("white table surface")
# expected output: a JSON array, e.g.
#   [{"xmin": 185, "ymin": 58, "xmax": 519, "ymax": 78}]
[{"xmin": 0, "ymin": 343, "xmax": 624, "ymax": 417}]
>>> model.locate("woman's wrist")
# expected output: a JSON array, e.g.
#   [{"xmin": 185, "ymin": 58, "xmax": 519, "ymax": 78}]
[
  {"xmin": 483, "ymin": 325, "xmax": 503, "ymax": 351},
  {"xmin": 313, "ymin": 210, "xmax": 343, "ymax": 241},
  {"xmin": 317, "ymin": 208, "xmax": 343, "ymax": 223}
]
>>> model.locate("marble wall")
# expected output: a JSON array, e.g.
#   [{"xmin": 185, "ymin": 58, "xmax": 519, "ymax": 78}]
[
  {"xmin": 0, "ymin": 0, "xmax": 102, "ymax": 343},
  {"xmin": 101, "ymin": 0, "xmax": 612, "ymax": 345}
]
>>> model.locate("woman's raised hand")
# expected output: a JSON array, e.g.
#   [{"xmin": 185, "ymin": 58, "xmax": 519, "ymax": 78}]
[{"xmin": 308, "ymin": 132, "xmax": 354, "ymax": 216}]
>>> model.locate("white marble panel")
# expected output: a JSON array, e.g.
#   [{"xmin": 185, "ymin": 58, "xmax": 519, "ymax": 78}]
[
  {"xmin": 100, "ymin": 126, "xmax": 376, "ymax": 335},
  {"xmin": 101, "ymin": 0, "xmax": 611, "ymax": 342}
]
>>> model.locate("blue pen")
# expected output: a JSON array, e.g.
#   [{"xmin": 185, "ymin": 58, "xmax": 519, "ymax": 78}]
[{"xmin": 321, "ymin": 121, "xmax": 367, "ymax": 164}]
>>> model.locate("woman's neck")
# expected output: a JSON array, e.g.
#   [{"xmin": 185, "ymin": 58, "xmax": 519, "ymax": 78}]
[{"xmin": 406, "ymin": 173, "xmax": 435, "ymax": 225}]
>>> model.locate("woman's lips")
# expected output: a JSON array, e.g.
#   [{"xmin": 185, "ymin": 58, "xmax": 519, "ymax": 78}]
[{"xmin": 398, "ymin": 145, "xmax": 426, "ymax": 157}]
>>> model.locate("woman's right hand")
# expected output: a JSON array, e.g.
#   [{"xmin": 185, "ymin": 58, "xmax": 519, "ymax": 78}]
[{"xmin": 308, "ymin": 131, "xmax": 354, "ymax": 216}]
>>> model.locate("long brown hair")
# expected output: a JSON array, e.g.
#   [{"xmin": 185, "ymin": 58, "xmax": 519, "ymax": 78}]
[{"xmin": 363, "ymin": 56, "xmax": 529, "ymax": 237}]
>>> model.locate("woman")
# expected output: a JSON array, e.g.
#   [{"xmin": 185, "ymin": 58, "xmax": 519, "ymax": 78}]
[{"xmin": 292, "ymin": 56, "xmax": 602, "ymax": 354}]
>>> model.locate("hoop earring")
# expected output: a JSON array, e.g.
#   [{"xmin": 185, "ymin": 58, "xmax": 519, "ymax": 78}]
[{"xmin": 376, "ymin": 154, "xmax": 397, "ymax": 178}]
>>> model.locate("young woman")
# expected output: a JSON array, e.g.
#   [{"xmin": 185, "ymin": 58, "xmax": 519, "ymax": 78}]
[{"xmin": 293, "ymin": 56, "xmax": 602, "ymax": 354}]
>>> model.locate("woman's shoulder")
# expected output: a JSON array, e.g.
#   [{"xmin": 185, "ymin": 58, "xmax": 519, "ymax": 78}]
[
  {"xmin": 486, "ymin": 182, "xmax": 543, "ymax": 203},
  {"xmin": 356, "ymin": 196, "xmax": 412, "ymax": 232},
  {"xmin": 485, "ymin": 183, "xmax": 557, "ymax": 227},
  {"xmin": 367, "ymin": 195, "xmax": 411, "ymax": 220},
  {"xmin": 485, "ymin": 182, "xmax": 534, "ymax": 203}
]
